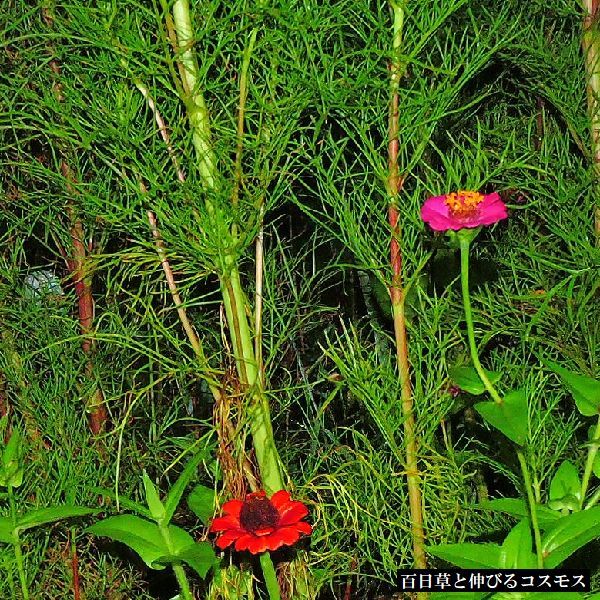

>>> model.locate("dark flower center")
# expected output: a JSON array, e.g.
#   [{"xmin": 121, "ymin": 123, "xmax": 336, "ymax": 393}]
[{"xmin": 239, "ymin": 495, "xmax": 280, "ymax": 533}]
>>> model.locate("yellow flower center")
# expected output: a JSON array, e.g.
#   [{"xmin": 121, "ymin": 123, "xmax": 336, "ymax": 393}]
[{"xmin": 444, "ymin": 190, "xmax": 484, "ymax": 219}]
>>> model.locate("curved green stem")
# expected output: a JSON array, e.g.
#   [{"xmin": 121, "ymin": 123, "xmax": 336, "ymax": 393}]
[
  {"xmin": 459, "ymin": 237, "xmax": 504, "ymax": 404},
  {"xmin": 8, "ymin": 486, "xmax": 29, "ymax": 600},
  {"xmin": 580, "ymin": 415, "xmax": 600, "ymax": 508},
  {"xmin": 260, "ymin": 552, "xmax": 282, "ymax": 600},
  {"xmin": 517, "ymin": 450, "xmax": 544, "ymax": 568}
]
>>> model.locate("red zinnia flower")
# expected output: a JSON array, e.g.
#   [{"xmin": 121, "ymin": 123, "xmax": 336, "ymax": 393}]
[
  {"xmin": 209, "ymin": 490, "xmax": 312, "ymax": 554},
  {"xmin": 421, "ymin": 190, "xmax": 508, "ymax": 231}
]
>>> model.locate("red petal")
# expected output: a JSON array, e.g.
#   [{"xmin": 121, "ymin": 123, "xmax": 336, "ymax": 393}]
[
  {"xmin": 270, "ymin": 490, "xmax": 291, "ymax": 509},
  {"xmin": 234, "ymin": 533, "xmax": 259, "ymax": 552},
  {"xmin": 221, "ymin": 499, "xmax": 244, "ymax": 518},
  {"xmin": 295, "ymin": 520, "xmax": 313, "ymax": 535},
  {"xmin": 246, "ymin": 535, "xmax": 272, "ymax": 554},
  {"xmin": 209, "ymin": 514, "xmax": 241, "ymax": 532},
  {"xmin": 266, "ymin": 527, "xmax": 300, "ymax": 551},
  {"xmin": 278, "ymin": 501, "xmax": 309, "ymax": 526},
  {"xmin": 215, "ymin": 528, "xmax": 245, "ymax": 549}
]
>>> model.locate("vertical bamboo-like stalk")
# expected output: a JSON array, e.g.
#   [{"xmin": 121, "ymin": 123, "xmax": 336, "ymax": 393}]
[
  {"xmin": 170, "ymin": 0, "xmax": 284, "ymax": 494},
  {"xmin": 386, "ymin": 0, "xmax": 427, "ymax": 576},
  {"xmin": 582, "ymin": 0, "xmax": 600, "ymax": 241}
]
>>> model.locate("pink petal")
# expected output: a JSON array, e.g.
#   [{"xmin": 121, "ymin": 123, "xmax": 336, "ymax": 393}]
[{"xmin": 420, "ymin": 195, "xmax": 454, "ymax": 231}]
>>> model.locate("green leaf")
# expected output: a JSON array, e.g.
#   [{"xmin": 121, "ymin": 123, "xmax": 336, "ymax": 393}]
[
  {"xmin": 593, "ymin": 452, "xmax": 600, "ymax": 480},
  {"xmin": 89, "ymin": 486, "xmax": 152, "ymax": 519},
  {"xmin": 171, "ymin": 541, "xmax": 216, "ymax": 578},
  {"xmin": 541, "ymin": 505, "xmax": 600, "ymax": 567},
  {"xmin": 0, "ymin": 516, "xmax": 15, "ymax": 543},
  {"xmin": 475, "ymin": 389, "xmax": 528, "ymax": 445},
  {"xmin": 143, "ymin": 471, "xmax": 165, "ymax": 522},
  {"xmin": 87, "ymin": 515, "xmax": 170, "ymax": 569},
  {"xmin": 545, "ymin": 361, "xmax": 600, "ymax": 417},
  {"xmin": 449, "ymin": 366, "xmax": 501, "ymax": 395},
  {"xmin": 499, "ymin": 519, "xmax": 536, "ymax": 569},
  {"xmin": 548, "ymin": 460, "xmax": 581, "ymax": 512},
  {"xmin": 163, "ymin": 450, "xmax": 206, "ymax": 524},
  {"xmin": 165, "ymin": 524, "xmax": 196, "ymax": 556},
  {"xmin": 479, "ymin": 498, "xmax": 561, "ymax": 529},
  {"xmin": 187, "ymin": 484, "xmax": 215, "ymax": 526},
  {"xmin": 426, "ymin": 543, "xmax": 501, "ymax": 568},
  {"xmin": 16, "ymin": 506, "xmax": 96, "ymax": 533},
  {"xmin": 0, "ymin": 428, "xmax": 23, "ymax": 488}
]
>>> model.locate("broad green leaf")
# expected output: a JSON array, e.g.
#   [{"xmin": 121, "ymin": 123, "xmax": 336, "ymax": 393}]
[
  {"xmin": 143, "ymin": 471, "xmax": 165, "ymax": 522},
  {"xmin": 548, "ymin": 460, "xmax": 581, "ymax": 512},
  {"xmin": 541, "ymin": 505, "xmax": 600, "ymax": 567},
  {"xmin": 177, "ymin": 542, "xmax": 216, "ymax": 578},
  {"xmin": 155, "ymin": 541, "xmax": 216, "ymax": 578},
  {"xmin": 16, "ymin": 506, "xmax": 96, "ymax": 533},
  {"xmin": 0, "ymin": 428, "xmax": 23, "ymax": 488},
  {"xmin": 593, "ymin": 452, "xmax": 600, "ymax": 480},
  {"xmin": 0, "ymin": 516, "xmax": 14, "ymax": 543},
  {"xmin": 2, "ymin": 428, "xmax": 21, "ymax": 468},
  {"xmin": 163, "ymin": 450, "xmax": 207, "ymax": 524},
  {"xmin": 545, "ymin": 361, "xmax": 600, "ymax": 417},
  {"xmin": 89, "ymin": 486, "xmax": 152, "ymax": 519},
  {"xmin": 479, "ymin": 498, "xmax": 561, "ymax": 529},
  {"xmin": 426, "ymin": 543, "xmax": 502, "ymax": 569},
  {"xmin": 499, "ymin": 519, "xmax": 536, "ymax": 569},
  {"xmin": 166, "ymin": 524, "xmax": 196, "ymax": 556},
  {"xmin": 187, "ymin": 484, "xmax": 215, "ymax": 526},
  {"xmin": 475, "ymin": 389, "xmax": 528, "ymax": 445},
  {"xmin": 449, "ymin": 366, "xmax": 502, "ymax": 395},
  {"xmin": 87, "ymin": 515, "xmax": 170, "ymax": 569}
]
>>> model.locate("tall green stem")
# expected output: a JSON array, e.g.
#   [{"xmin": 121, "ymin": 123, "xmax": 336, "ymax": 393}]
[
  {"xmin": 171, "ymin": 0, "xmax": 216, "ymax": 190},
  {"xmin": 221, "ymin": 268, "xmax": 283, "ymax": 494},
  {"xmin": 581, "ymin": 415, "xmax": 600, "ymax": 507},
  {"xmin": 8, "ymin": 486, "xmax": 29, "ymax": 600},
  {"xmin": 260, "ymin": 553, "xmax": 282, "ymax": 600},
  {"xmin": 459, "ymin": 237, "xmax": 504, "ymax": 404},
  {"xmin": 517, "ymin": 451, "xmax": 544, "ymax": 568}
]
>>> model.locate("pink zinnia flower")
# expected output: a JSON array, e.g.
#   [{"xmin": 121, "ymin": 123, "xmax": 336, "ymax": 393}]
[
  {"xmin": 209, "ymin": 490, "xmax": 312, "ymax": 554},
  {"xmin": 421, "ymin": 190, "xmax": 508, "ymax": 232}
]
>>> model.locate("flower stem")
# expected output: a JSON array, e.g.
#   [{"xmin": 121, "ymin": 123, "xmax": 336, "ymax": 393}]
[
  {"xmin": 8, "ymin": 486, "xmax": 29, "ymax": 600},
  {"xmin": 459, "ymin": 237, "xmax": 504, "ymax": 404},
  {"xmin": 580, "ymin": 415, "xmax": 600, "ymax": 508},
  {"xmin": 517, "ymin": 450, "xmax": 544, "ymax": 568},
  {"xmin": 260, "ymin": 552, "xmax": 282, "ymax": 600}
]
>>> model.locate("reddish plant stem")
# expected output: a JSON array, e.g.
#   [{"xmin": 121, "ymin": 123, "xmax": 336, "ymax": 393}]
[
  {"xmin": 59, "ymin": 146, "xmax": 107, "ymax": 434},
  {"xmin": 71, "ymin": 532, "xmax": 81, "ymax": 600},
  {"xmin": 582, "ymin": 0, "xmax": 600, "ymax": 241},
  {"xmin": 387, "ymin": 1, "xmax": 427, "ymax": 575}
]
